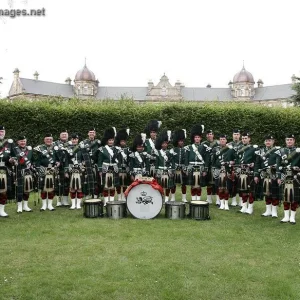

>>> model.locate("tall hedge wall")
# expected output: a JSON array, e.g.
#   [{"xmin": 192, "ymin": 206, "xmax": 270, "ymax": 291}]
[{"xmin": 0, "ymin": 98, "xmax": 299, "ymax": 146}]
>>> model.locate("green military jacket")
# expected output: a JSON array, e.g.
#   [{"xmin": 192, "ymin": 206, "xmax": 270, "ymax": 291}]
[
  {"xmin": 128, "ymin": 151, "xmax": 150, "ymax": 176},
  {"xmin": 211, "ymin": 144, "xmax": 235, "ymax": 171},
  {"xmin": 235, "ymin": 144, "xmax": 258, "ymax": 165},
  {"xmin": 33, "ymin": 144, "xmax": 54, "ymax": 168},
  {"xmin": 170, "ymin": 147, "xmax": 185, "ymax": 170},
  {"xmin": 184, "ymin": 143, "xmax": 210, "ymax": 171},
  {"xmin": 0, "ymin": 138, "xmax": 14, "ymax": 167},
  {"xmin": 80, "ymin": 138, "xmax": 101, "ymax": 165},
  {"xmin": 12, "ymin": 145, "xmax": 33, "ymax": 170},
  {"xmin": 228, "ymin": 140, "xmax": 243, "ymax": 152},
  {"xmin": 116, "ymin": 146, "xmax": 130, "ymax": 172},
  {"xmin": 155, "ymin": 149, "xmax": 174, "ymax": 171},
  {"xmin": 144, "ymin": 138, "xmax": 158, "ymax": 162},
  {"xmin": 276, "ymin": 146, "xmax": 300, "ymax": 179},
  {"xmin": 97, "ymin": 145, "xmax": 120, "ymax": 172},
  {"xmin": 254, "ymin": 146, "xmax": 280, "ymax": 177}
]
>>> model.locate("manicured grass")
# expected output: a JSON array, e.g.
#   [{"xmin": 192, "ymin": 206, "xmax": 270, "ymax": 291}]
[{"xmin": 1, "ymin": 191, "xmax": 299, "ymax": 300}]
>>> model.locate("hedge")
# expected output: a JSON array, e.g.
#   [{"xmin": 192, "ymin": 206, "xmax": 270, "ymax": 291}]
[{"xmin": 0, "ymin": 97, "xmax": 299, "ymax": 147}]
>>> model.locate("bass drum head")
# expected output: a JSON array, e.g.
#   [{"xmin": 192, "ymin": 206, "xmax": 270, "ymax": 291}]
[{"xmin": 126, "ymin": 183, "xmax": 163, "ymax": 219}]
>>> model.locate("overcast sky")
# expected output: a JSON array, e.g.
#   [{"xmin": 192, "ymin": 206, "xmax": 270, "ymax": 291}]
[{"xmin": 0, "ymin": 0, "xmax": 299, "ymax": 97}]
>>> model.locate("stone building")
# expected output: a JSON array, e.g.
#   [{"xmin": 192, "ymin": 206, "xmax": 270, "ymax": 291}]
[{"xmin": 7, "ymin": 63, "xmax": 297, "ymax": 107}]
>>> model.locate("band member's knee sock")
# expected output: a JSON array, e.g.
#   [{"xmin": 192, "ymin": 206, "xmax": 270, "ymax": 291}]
[
  {"xmin": 191, "ymin": 188, "xmax": 197, "ymax": 200},
  {"xmin": 207, "ymin": 186, "xmax": 212, "ymax": 195},
  {"xmin": 0, "ymin": 193, "xmax": 8, "ymax": 205},
  {"xmin": 265, "ymin": 197, "xmax": 272, "ymax": 205},
  {"xmin": 283, "ymin": 202, "xmax": 291, "ymax": 210},
  {"xmin": 242, "ymin": 193, "xmax": 248, "ymax": 203},
  {"xmin": 291, "ymin": 202, "xmax": 298, "ymax": 211},
  {"xmin": 248, "ymin": 193, "xmax": 254, "ymax": 204},
  {"xmin": 116, "ymin": 187, "xmax": 122, "ymax": 200},
  {"xmin": 103, "ymin": 190, "xmax": 109, "ymax": 197},
  {"xmin": 272, "ymin": 199, "xmax": 279, "ymax": 206},
  {"xmin": 109, "ymin": 189, "xmax": 115, "ymax": 201},
  {"xmin": 196, "ymin": 188, "xmax": 201, "ymax": 200}
]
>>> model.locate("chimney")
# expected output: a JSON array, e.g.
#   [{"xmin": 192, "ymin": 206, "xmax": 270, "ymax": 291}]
[
  {"xmin": 206, "ymin": 84, "xmax": 211, "ymax": 88},
  {"xmin": 175, "ymin": 80, "xmax": 181, "ymax": 91},
  {"xmin": 13, "ymin": 68, "xmax": 20, "ymax": 80},
  {"xmin": 65, "ymin": 77, "xmax": 72, "ymax": 85},
  {"xmin": 228, "ymin": 80, "xmax": 233, "ymax": 89},
  {"xmin": 257, "ymin": 79, "xmax": 264, "ymax": 88},
  {"xmin": 34, "ymin": 71, "xmax": 39, "ymax": 80},
  {"xmin": 148, "ymin": 80, "xmax": 154, "ymax": 92}
]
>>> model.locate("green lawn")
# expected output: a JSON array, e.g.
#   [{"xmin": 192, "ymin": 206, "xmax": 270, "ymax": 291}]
[{"xmin": 1, "ymin": 192, "xmax": 299, "ymax": 300}]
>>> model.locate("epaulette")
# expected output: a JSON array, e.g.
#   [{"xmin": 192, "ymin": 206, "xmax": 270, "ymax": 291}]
[
  {"xmin": 275, "ymin": 146, "xmax": 281, "ymax": 149},
  {"xmin": 27, "ymin": 146, "xmax": 32, "ymax": 150},
  {"xmin": 169, "ymin": 149, "xmax": 175, "ymax": 155},
  {"xmin": 115, "ymin": 146, "xmax": 121, "ymax": 151},
  {"xmin": 253, "ymin": 145, "xmax": 258, "ymax": 148},
  {"xmin": 296, "ymin": 148, "xmax": 300, "ymax": 153},
  {"xmin": 129, "ymin": 152, "xmax": 134, "ymax": 158},
  {"xmin": 254, "ymin": 150, "xmax": 260, "ymax": 155},
  {"xmin": 54, "ymin": 146, "xmax": 59, "ymax": 150},
  {"xmin": 227, "ymin": 144, "xmax": 233, "ymax": 149},
  {"xmin": 184, "ymin": 146, "xmax": 190, "ymax": 151},
  {"xmin": 8, "ymin": 139, "xmax": 13, "ymax": 143}
]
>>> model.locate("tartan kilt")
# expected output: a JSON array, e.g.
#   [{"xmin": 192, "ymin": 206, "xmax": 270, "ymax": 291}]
[
  {"xmin": 101, "ymin": 167, "xmax": 120, "ymax": 189},
  {"xmin": 54, "ymin": 169, "xmax": 69, "ymax": 194},
  {"xmin": 186, "ymin": 166, "xmax": 205, "ymax": 187},
  {"xmin": 282, "ymin": 178, "xmax": 300, "ymax": 204},
  {"xmin": 156, "ymin": 170, "xmax": 175, "ymax": 189},
  {"xmin": 174, "ymin": 169, "xmax": 187, "ymax": 185},
  {"xmin": 205, "ymin": 167, "xmax": 215, "ymax": 186},
  {"xmin": 119, "ymin": 169, "xmax": 130, "ymax": 187}
]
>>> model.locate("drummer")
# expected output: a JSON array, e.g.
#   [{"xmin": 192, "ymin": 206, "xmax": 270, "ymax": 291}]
[
  {"xmin": 184, "ymin": 124, "xmax": 209, "ymax": 201},
  {"xmin": 97, "ymin": 127, "xmax": 120, "ymax": 206},
  {"xmin": 154, "ymin": 130, "xmax": 174, "ymax": 203},
  {"xmin": 128, "ymin": 133, "xmax": 150, "ymax": 180},
  {"xmin": 211, "ymin": 134, "xmax": 235, "ymax": 210}
]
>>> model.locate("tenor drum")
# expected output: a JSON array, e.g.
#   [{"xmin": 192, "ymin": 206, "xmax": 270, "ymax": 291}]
[
  {"xmin": 165, "ymin": 201, "xmax": 186, "ymax": 220},
  {"xmin": 106, "ymin": 201, "xmax": 127, "ymax": 219},
  {"xmin": 83, "ymin": 199, "xmax": 103, "ymax": 218},
  {"xmin": 189, "ymin": 201, "xmax": 210, "ymax": 220},
  {"xmin": 125, "ymin": 177, "xmax": 163, "ymax": 219}
]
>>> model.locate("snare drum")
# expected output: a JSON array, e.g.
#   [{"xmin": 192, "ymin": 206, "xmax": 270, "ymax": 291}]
[
  {"xmin": 125, "ymin": 177, "xmax": 163, "ymax": 219},
  {"xmin": 106, "ymin": 201, "xmax": 127, "ymax": 219},
  {"xmin": 83, "ymin": 199, "xmax": 103, "ymax": 218},
  {"xmin": 165, "ymin": 201, "xmax": 186, "ymax": 220},
  {"xmin": 189, "ymin": 201, "xmax": 210, "ymax": 220}
]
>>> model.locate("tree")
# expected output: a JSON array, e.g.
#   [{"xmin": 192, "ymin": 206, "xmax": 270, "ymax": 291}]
[{"xmin": 292, "ymin": 76, "xmax": 300, "ymax": 105}]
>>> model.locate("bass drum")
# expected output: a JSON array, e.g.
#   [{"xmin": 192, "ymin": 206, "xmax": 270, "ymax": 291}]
[{"xmin": 125, "ymin": 178, "xmax": 163, "ymax": 219}]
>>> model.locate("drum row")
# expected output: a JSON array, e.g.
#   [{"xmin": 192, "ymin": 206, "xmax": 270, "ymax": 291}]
[{"xmin": 83, "ymin": 199, "xmax": 210, "ymax": 220}]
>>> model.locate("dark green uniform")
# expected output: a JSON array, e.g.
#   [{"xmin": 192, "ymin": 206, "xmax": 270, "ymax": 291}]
[
  {"xmin": 97, "ymin": 145, "xmax": 120, "ymax": 190},
  {"xmin": 144, "ymin": 138, "xmax": 158, "ymax": 177},
  {"xmin": 12, "ymin": 144, "xmax": 34, "ymax": 202},
  {"xmin": 0, "ymin": 138, "xmax": 14, "ymax": 204},
  {"xmin": 155, "ymin": 148, "xmax": 175, "ymax": 189},
  {"xmin": 128, "ymin": 151, "xmax": 150, "ymax": 179}
]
